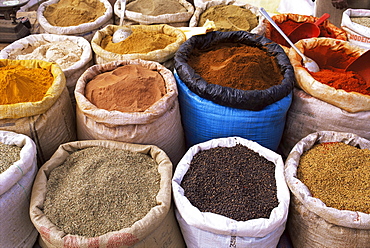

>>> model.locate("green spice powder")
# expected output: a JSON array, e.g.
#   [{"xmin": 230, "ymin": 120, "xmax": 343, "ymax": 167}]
[
  {"xmin": 297, "ymin": 142, "xmax": 370, "ymax": 213},
  {"xmin": 0, "ymin": 142, "xmax": 21, "ymax": 174},
  {"xmin": 44, "ymin": 146, "xmax": 161, "ymax": 237}
]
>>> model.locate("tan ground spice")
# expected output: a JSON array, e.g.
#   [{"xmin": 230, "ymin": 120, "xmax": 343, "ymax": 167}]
[
  {"xmin": 126, "ymin": 0, "xmax": 187, "ymax": 16},
  {"xmin": 44, "ymin": 146, "xmax": 161, "ymax": 237},
  {"xmin": 43, "ymin": 0, "xmax": 106, "ymax": 27},
  {"xmin": 101, "ymin": 29, "xmax": 177, "ymax": 54},
  {"xmin": 0, "ymin": 143, "xmax": 21, "ymax": 174},
  {"xmin": 85, "ymin": 64, "xmax": 166, "ymax": 112},
  {"xmin": 198, "ymin": 5, "xmax": 258, "ymax": 32},
  {"xmin": 297, "ymin": 142, "xmax": 370, "ymax": 213}
]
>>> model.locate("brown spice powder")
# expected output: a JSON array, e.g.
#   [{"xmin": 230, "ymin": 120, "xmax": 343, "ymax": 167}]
[{"xmin": 187, "ymin": 43, "xmax": 283, "ymax": 91}]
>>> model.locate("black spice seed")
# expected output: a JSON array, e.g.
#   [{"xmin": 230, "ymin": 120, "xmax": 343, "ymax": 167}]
[{"xmin": 181, "ymin": 144, "xmax": 278, "ymax": 221}]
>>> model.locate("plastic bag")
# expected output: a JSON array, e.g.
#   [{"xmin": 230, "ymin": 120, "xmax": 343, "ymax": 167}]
[{"xmin": 174, "ymin": 30, "xmax": 295, "ymax": 111}]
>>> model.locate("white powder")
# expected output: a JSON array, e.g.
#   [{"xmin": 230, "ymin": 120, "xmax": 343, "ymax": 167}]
[{"xmin": 10, "ymin": 40, "xmax": 83, "ymax": 70}]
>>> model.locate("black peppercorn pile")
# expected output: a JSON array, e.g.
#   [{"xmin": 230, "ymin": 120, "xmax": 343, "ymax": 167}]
[{"xmin": 181, "ymin": 144, "xmax": 278, "ymax": 221}]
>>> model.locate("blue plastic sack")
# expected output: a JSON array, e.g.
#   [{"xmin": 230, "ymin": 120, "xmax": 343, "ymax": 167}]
[{"xmin": 174, "ymin": 71, "xmax": 292, "ymax": 151}]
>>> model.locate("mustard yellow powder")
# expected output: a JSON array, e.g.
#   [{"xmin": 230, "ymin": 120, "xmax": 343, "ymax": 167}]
[{"xmin": 0, "ymin": 65, "xmax": 54, "ymax": 105}]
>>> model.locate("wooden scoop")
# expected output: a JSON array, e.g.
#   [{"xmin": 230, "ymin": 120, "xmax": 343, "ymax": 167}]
[
  {"xmin": 345, "ymin": 49, "xmax": 370, "ymax": 84},
  {"xmin": 288, "ymin": 13, "xmax": 330, "ymax": 44}
]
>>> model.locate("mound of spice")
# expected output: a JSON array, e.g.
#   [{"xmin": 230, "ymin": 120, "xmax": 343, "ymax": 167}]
[
  {"xmin": 101, "ymin": 29, "xmax": 177, "ymax": 54},
  {"xmin": 8, "ymin": 40, "xmax": 82, "ymax": 70},
  {"xmin": 43, "ymin": 0, "xmax": 106, "ymax": 27},
  {"xmin": 309, "ymin": 68, "xmax": 370, "ymax": 96},
  {"xmin": 198, "ymin": 5, "xmax": 258, "ymax": 32},
  {"xmin": 181, "ymin": 144, "xmax": 278, "ymax": 221},
  {"xmin": 85, "ymin": 64, "xmax": 166, "ymax": 112},
  {"xmin": 126, "ymin": 0, "xmax": 187, "ymax": 16},
  {"xmin": 0, "ymin": 143, "xmax": 21, "ymax": 174},
  {"xmin": 0, "ymin": 64, "xmax": 54, "ymax": 105},
  {"xmin": 187, "ymin": 43, "xmax": 283, "ymax": 91},
  {"xmin": 350, "ymin": 16, "xmax": 370, "ymax": 28},
  {"xmin": 297, "ymin": 142, "xmax": 370, "ymax": 213},
  {"xmin": 44, "ymin": 146, "xmax": 161, "ymax": 237}
]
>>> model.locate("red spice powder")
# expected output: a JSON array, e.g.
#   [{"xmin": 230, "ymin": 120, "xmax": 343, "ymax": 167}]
[{"xmin": 310, "ymin": 68, "xmax": 370, "ymax": 96}]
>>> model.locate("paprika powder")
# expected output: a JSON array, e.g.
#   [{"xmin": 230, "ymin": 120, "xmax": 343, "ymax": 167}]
[{"xmin": 305, "ymin": 46, "xmax": 370, "ymax": 96}]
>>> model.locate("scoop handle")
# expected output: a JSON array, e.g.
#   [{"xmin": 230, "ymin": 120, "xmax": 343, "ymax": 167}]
[
  {"xmin": 259, "ymin": 8, "xmax": 307, "ymax": 62},
  {"xmin": 314, "ymin": 13, "xmax": 330, "ymax": 26}
]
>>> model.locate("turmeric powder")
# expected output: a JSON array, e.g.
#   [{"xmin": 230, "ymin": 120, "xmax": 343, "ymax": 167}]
[
  {"xmin": 0, "ymin": 64, "xmax": 54, "ymax": 105},
  {"xmin": 101, "ymin": 29, "xmax": 177, "ymax": 54}
]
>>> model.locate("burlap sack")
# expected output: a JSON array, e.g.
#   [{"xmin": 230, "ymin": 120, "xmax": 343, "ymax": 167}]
[
  {"xmin": 0, "ymin": 59, "xmax": 76, "ymax": 166},
  {"xmin": 91, "ymin": 24, "xmax": 186, "ymax": 65},
  {"xmin": 285, "ymin": 131, "xmax": 370, "ymax": 248},
  {"xmin": 0, "ymin": 34, "xmax": 93, "ymax": 108},
  {"xmin": 341, "ymin": 8, "xmax": 370, "ymax": 50},
  {"xmin": 114, "ymin": 0, "xmax": 194, "ymax": 26},
  {"xmin": 189, "ymin": 0, "xmax": 266, "ymax": 36},
  {"xmin": 172, "ymin": 136, "xmax": 290, "ymax": 248},
  {"xmin": 37, "ymin": 0, "xmax": 113, "ymax": 41},
  {"xmin": 30, "ymin": 140, "xmax": 185, "ymax": 248},
  {"xmin": 278, "ymin": 88, "xmax": 370, "ymax": 158},
  {"xmin": 0, "ymin": 130, "xmax": 38, "ymax": 248},
  {"xmin": 75, "ymin": 59, "xmax": 186, "ymax": 165},
  {"xmin": 287, "ymin": 37, "xmax": 370, "ymax": 113}
]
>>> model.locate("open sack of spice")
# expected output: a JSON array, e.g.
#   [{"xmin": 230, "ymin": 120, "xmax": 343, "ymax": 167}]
[
  {"xmin": 188, "ymin": 0, "xmax": 266, "ymax": 35},
  {"xmin": 287, "ymin": 37, "xmax": 370, "ymax": 113},
  {"xmin": 74, "ymin": 59, "xmax": 186, "ymax": 165},
  {"xmin": 285, "ymin": 131, "xmax": 370, "ymax": 248},
  {"xmin": 91, "ymin": 24, "xmax": 186, "ymax": 66},
  {"xmin": 341, "ymin": 8, "xmax": 370, "ymax": 50},
  {"xmin": 0, "ymin": 34, "xmax": 93, "ymax": 107},
  {"xmin": 264, "ymin": 13, "xmax": 347, "ymax": 53},
  {"xmin": 172, "ymin": 136, "xmax": 290, "ymax": 247},
  {"xmin": 36, "ymin": 0, "xmax": 113, "ymax": 41},
  {"xmin": 114, "ymin": 0, "xmax": 194, "ymax": 26},
  {"xmin": 0, "ymin": 59, "xmax": 76, "ymax": 166},
  {"xmin": 0, "ymin": 130, "xmax": 38, "ymax": 248},
  {"xmin": 30, "ymin": 140, "xmax": 185, "ymax": 248}
]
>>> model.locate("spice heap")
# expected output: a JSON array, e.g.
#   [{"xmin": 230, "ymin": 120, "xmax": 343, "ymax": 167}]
[
  {"xmin": 198, "ymin": 5, "xmax": 258, "ymax": 32},
  {"xmin": 126, "ymin": 0, "xmax": 187, "ymax": 15},
  {"xmin": 350, "ymin": 16, "xmax": 370, "ymax": 28},
  {"xmin": 0, "ymin": 143, "xmax": 21, "ymax": 174},
  {"xmin": 43, "ymin": 0, "xmax": 106, "ymax": 27},
  {"xmin": 297, "ymin": 142, "xmax": 370, "ymax": 213},
  {"xmin": 8, "ymin": 40, "xmax": 82, "ymax": 70},
  {"xmin": 187, "ymin": 43, "xmax": 283, "ymax": 91},
  {"xmin": 44, "ymin": 146, "xmax": 161, "ymax": 237},
  {"xmin": 0, "ymin": 64, "xmax": 54, "ymax": 105},
  {"xmin": 305, "ymin": 47, "xmax": 370, "ymax": 96},
  {"xmin": 85, "ymin": 64, "xmax": 166, "ymax": 112},
  {"xmin": 181, "ymin": 144, "xmax": 278, "ymax": 221},
  {"xmin": 101, "ymin": 29, "xmax": 177, "ymax": 54},
  {"xmin": 310, "ymin": 68, "xmax": 370, "ymax": 95}
]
